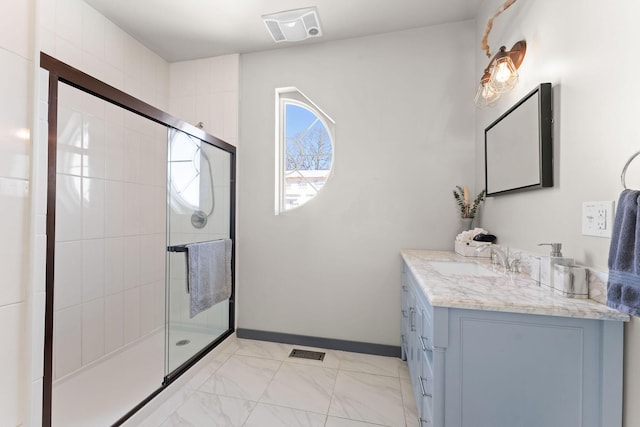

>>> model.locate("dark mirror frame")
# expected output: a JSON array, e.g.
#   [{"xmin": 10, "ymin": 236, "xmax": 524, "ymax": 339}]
[{"xmin": 484, "ymin": 82, "xmax": 553, "ymax": 197}]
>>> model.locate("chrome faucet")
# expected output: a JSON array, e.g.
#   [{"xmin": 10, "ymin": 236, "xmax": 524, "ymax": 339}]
[{"xmin": 476, "ymin": 245, "xmax": 520, "ymax": 272}]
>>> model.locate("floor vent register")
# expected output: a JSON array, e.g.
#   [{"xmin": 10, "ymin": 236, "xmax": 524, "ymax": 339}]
[{"xmin": 288, "ymin": 349, "xmax": 325, "ymax": 361}]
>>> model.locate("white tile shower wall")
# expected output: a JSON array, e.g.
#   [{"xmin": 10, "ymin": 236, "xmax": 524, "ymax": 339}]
[
  {"xmin": 82, "ymin": 298, "xmax": 105, "ymax": 365},
  {"xmin": 169, "ymin": 55, "xmax": 239, "ymax": 146},
  {"xmin": 52, "ymin": 85, "xmax": 168, "ymax": 381},
  {"xmin": 40, "ymin": 0, "xmax": 169, "ymax": 110},
  {"xmin": 0, "ymin": 0, "xmax": 33, "ymax": 425},
  {"xmin": 0, "ymin": 49, "xmax": 31, "ymax": 307},
  {"xmin": 0, "ymin": 2, "xmax": 32, "ymax": 59},
  {"xmin": 22, "ymin": 0, "xmax": 170, "ymax": 422},
  {"xmin": 0, "ymin": 303, "xmax": 26, "ymax": 426},
  {"xmin": 29, "ymin": 10, "xmax": 169, "ymax": 425},
  {"xmin": 29, "ymin": 67, "xmax": 49, "ymax": 427},
  {"xmin": 105, "ymin": 292, "xmax": 124, "ymax": 353},
  {"xmin": 164, "ymin": 54, "xmax": 238, "ymax": 337},
  {"xmin": 54, "ymin": 305, "xmax": 82, "ymax": 378}
]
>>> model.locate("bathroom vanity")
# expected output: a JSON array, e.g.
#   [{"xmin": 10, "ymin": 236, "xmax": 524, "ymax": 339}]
[{"xmin": 401, "ymin": 250, "xmax": 628, "ymax": 427}]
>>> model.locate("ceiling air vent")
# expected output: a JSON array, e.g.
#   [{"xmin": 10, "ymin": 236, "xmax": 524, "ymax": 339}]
[
  {"xmin": 262, "ymin": 7, "xmax": 323, "ymax": 43},
  {"xmin": 264, "ymin": 20, "xmax": 286, "ymax": 42}
]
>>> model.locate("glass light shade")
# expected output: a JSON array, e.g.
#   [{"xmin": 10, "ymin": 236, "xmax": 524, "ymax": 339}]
[
  {"xmin": 488, "ymin": 56, "xmax": 519, "ymax": 93},
  {"xmin": 474, "ymin": 80, "xmax": 500, "ymax": 108},
  {"xmin": 279, "ymin": 19, "xmax": 307, "ymax": 41}
]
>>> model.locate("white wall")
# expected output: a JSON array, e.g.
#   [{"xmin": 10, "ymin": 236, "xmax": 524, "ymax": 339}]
[
  {"xmin": 238, "ymin": 21, "xmax": 476, "ymax": 346},
  {"xmin": 473, "ymin": 0, "xmax": 640, "ymax": 424}
]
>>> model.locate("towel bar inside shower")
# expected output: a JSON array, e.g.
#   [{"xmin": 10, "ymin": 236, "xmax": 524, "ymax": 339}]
[{"xmin": 167, "ymin": 239, "xmax": 227, "ymax": 253}]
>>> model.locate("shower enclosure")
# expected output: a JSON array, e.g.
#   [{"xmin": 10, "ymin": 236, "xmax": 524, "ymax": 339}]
[
  {"xmin": 166, "ymin": 129, "xmax": 233, "ymax": 373},
  {"xmin": 41, "ymin": 54, "xmax": 235, "ymax": 427}
]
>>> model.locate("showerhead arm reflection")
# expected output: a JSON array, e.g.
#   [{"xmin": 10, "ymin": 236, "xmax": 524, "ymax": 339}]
[{"xmin": 190, "ymin": 145, "xmax": 215, "ymax": 229}]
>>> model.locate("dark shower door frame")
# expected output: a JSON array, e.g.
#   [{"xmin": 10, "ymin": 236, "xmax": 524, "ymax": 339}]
[{"xmin": 40, "ymin": 52, "xmax": 236, "ymax": 427}]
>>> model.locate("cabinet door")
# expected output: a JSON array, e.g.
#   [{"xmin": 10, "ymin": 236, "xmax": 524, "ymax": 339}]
[
  {"xmin": 419, "ymin": 301, "xmax": 434, "ymax": 379},
  {"xmin": 406, "ymin": 288, "xmax": 418, "ymax": 374},
  {"xmin": 417, "ymin": 303, "xmax": 435, "ymax": 426},
  {"xmin": 411, "ymin": 304, "xmax": 425, "ymax": 411},
  {"xmin": 403, "ymin": 264, "xmax": 441, "ymax": 426},
  {"xmin": 445, "ymin": 308, "xmax": 604, "ymax": 427},
  {"xmin": 401, "ymin": 275, "xmax": 410, "ymax": 359},
  {"xmin": 418, "ymin": 391, "xmax": 433, "ymax": 426}
]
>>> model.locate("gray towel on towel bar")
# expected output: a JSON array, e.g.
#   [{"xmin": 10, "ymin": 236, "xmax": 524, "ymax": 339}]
[
  {"xmin": 607, "ymin": 189, "xmax": 640, "ymax": 315},
  {"xmin": 186, "ymin": 239, "xmax": 232, "ymax": 318}
]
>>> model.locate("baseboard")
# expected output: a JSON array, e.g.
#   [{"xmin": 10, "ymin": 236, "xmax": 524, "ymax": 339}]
[{"xmin": 236, "ymin": 328, "xmax": 401, "ymax": 358}]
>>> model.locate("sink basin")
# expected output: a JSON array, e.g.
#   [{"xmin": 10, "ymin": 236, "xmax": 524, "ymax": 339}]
[{"xmin": 428, "ymin": 261, "xmax": 501, "ymax": 277}]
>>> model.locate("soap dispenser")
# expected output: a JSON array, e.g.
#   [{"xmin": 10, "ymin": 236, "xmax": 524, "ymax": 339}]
[{"xmin": 538, "ymin": 243, "xmax": 574, "ymax": 290}]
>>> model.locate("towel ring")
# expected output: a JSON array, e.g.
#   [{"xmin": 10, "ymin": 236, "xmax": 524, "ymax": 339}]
[{"xmin": 621, "ymin": 151, "xmax": 640, "ymax": 189}]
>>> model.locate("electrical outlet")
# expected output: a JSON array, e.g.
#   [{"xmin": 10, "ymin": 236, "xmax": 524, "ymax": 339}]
[{"xmin": 582, "ymin": 201, "xmax": 615, "ymax": 238}]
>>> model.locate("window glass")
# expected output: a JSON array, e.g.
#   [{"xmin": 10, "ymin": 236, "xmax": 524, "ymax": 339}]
[{"xmin": 277, "ymin": 89, "xmax": 334, "ymax": 212}]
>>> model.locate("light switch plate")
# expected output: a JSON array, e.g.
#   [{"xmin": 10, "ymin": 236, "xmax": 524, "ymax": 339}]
[{"xmin": 582, "ymin": 201, "xmax": 615, "ymax": 238}]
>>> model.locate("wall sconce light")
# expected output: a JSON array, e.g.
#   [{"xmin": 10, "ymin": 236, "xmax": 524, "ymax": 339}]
[
  {"xmin": 474, "ymin": 40, "xmax": 526, "ymax": 108},
  {"xmin": 474, "ymin": 69, "xmax": 500, "ymax": 108}
]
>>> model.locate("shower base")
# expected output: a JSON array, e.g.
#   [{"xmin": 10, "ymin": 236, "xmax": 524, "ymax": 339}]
[
  {"xmin": 52, "ymin": 325, "xmax": 227, "ymax": 426},
  {"xmin": 52, "ymin": 330, "xmax": 164, "ymax": 427}
]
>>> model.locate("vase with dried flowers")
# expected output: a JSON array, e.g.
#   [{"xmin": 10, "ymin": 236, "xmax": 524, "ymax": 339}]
[{"xmin": 453, "ymin": 186, "xmax": 486, "ymax": 231}]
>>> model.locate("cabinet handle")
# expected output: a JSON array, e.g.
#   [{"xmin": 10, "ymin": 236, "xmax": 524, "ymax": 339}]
[
  {"xmin": 418, "ymin": 375, "xmax": 432, "ymax": 398},
  {"xmin": 402, "ymin": 285, "xmax": 408, "ymax": 291},
  {"xmin": 410, "ymin": 307, "xmax": 416, "ymax": 331},
  {"xmin": 402, "ymin": 310, "xmax": 408, "ymax": 318},
  {"xmin": 419, "ymin": 335, "xmax": 433, "ymax": 353},
  {"xmin": 419, "ymin": 418, "xmax": 431, "ymax": 425}
]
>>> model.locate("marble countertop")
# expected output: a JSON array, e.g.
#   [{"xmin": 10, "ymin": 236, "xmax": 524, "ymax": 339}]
[{"xmin": 401, "ymin": 249, "xmax": 629, "ymax": 322}]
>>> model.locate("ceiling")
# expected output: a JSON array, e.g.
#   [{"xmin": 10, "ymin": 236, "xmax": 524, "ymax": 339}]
[{"xmin": 84, "ymin": 0, "xmax": 483, "ymax": 62}]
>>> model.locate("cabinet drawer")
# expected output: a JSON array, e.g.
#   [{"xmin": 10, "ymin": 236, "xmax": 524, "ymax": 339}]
[
  {"xmin": 414, "ymin": 361, "xmax": 434, "ymax": 421},
  {"xmin": 401, "ymin": 334, "xmax": 408, "ymax": 359},
  {"xmin": 420, "ymin": 310, "xmax": 433, "ymax": 345},
  {"xmin": 418, "ymin": 384, "xmax": 434, "ymax": 426},
  {"xmin": 401, "ymin": 282, "xmax": 416, "ymax": 336},
  {"xmin": 419, "ymin": 310, "xmax": 434, "ymax": 378},
  {"xmin": 401, "ymin": 306, "xmax": 409, "ymax": 335},
  {"xmin": 417, "ymin": 371, "xmax": 433, "ymax": 399}
]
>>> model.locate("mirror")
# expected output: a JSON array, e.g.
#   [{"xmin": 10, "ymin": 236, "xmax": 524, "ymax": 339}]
[{"xmin": 484, "ymin": 83, "xmax": 553, "ymax": 196}]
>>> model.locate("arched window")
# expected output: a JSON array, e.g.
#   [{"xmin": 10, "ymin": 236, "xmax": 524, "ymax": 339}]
[{"xmin": 276, "ymin": 88, "xmax": 335, "ymax": 213}]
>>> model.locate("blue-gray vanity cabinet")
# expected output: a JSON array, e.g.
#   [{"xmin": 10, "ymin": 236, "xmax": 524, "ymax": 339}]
[
  {"xmin": 401, "ymin": 261, "xmax": 624, "ymax": 427},
  {"xmin": 402, "ymin": 266, "xmax": 439, "ymax": 426}
]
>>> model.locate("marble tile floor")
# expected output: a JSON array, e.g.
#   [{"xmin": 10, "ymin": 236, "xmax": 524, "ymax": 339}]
[{"xmin": 131, "ymin": 335, "xmax": 419, "ymax": 427}]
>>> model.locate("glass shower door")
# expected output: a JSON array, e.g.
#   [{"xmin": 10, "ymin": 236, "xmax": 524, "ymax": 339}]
[
  {"xmin": 43, "ymin": 54, "xmax": 236, "ymax": 425},
  {"xmin": 166, "ymin": 129, "xmax": 232, "ymax": 373},
  {"xmin": 51, "ymin": 82, "xmax": 167, "ymax": 426}
]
